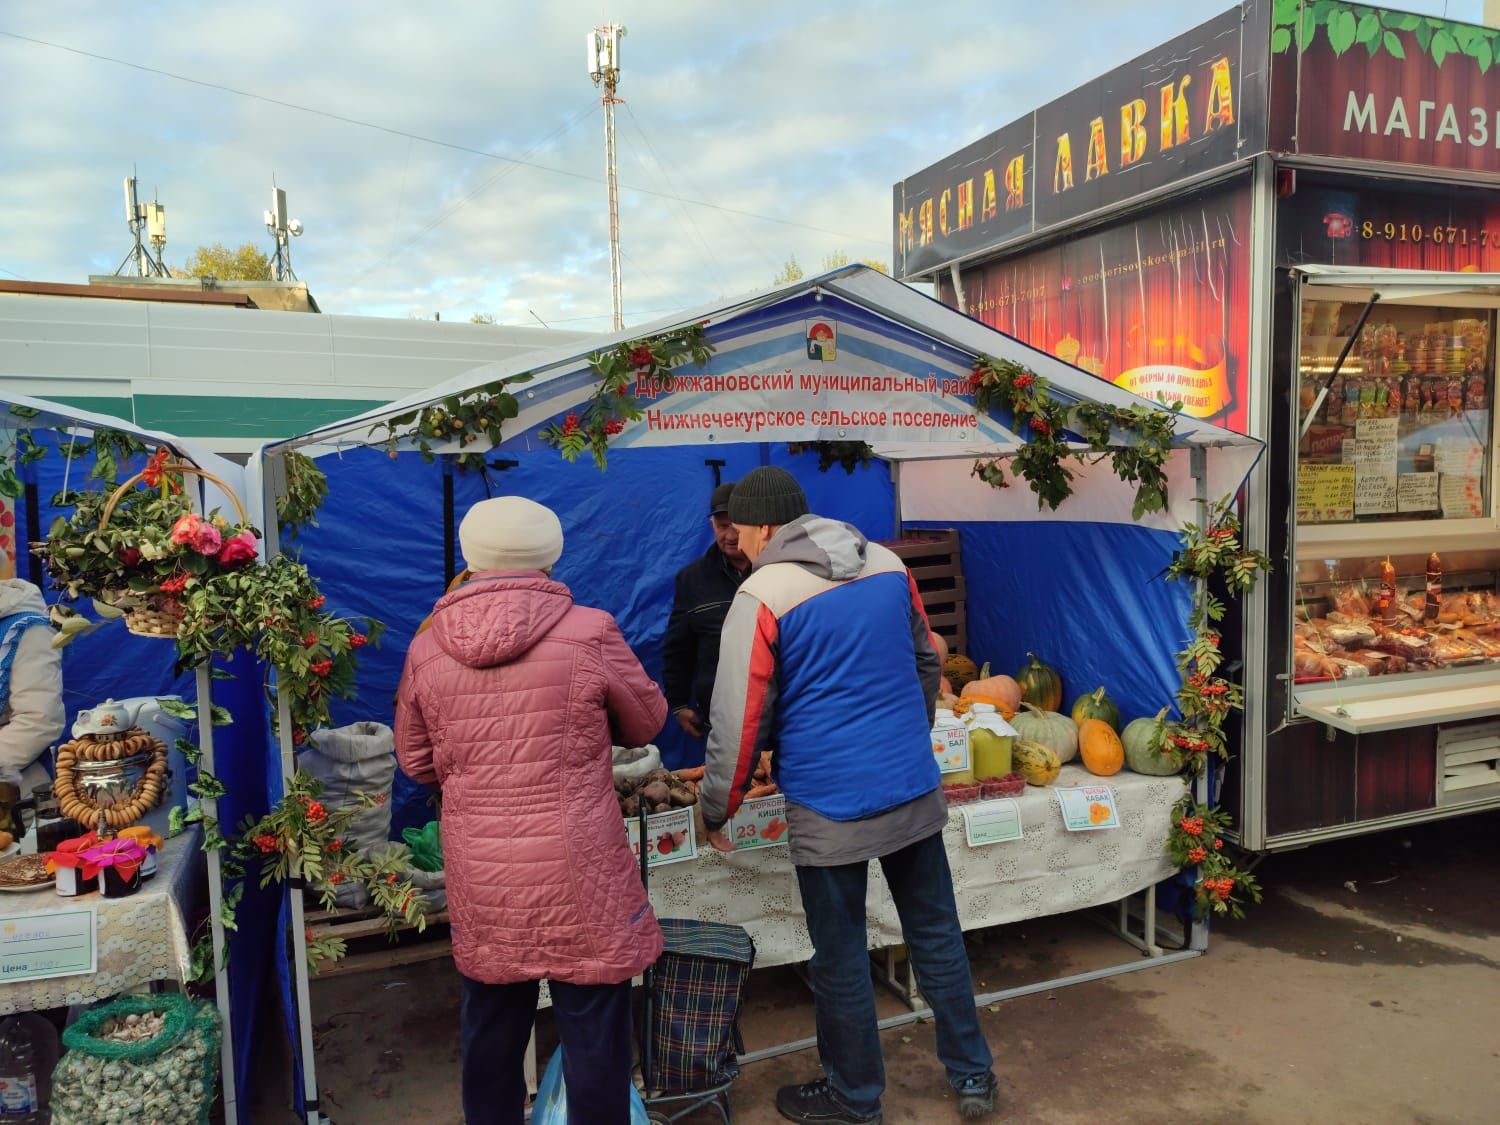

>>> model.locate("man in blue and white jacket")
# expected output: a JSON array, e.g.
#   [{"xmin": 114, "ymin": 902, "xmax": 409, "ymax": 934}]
[{"xmin": 701, "ymin": 467, "xmax": 996, "ymax": 1125}]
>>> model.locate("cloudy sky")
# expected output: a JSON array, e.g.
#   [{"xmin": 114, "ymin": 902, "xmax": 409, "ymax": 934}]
[{"xmin": 0, "ymin": 0, "xmax": 1482, "ymax": 329}]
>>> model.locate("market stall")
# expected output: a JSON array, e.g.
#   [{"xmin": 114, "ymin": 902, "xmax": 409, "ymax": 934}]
[
  {"xmin": 643, "ymin": 765, "xmax": 1187, "ymax": 970},
  {"xmin": 260, "ymin": 264, "xmax": 1262, "ymax": 1117},
  {"xmin": 0, "ymin": 392, "xmax": 277, "ymax": 1124},
  {"xmin": 0, "ymin": 828, "xmax": 204, "ymax": 1017},
  {"xmin": 892, "ymin": 0, "xmax": 1500, "ymax": 850}
]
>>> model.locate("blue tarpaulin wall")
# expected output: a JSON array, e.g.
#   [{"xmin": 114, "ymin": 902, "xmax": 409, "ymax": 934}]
[
  {"xmin": 905, "ymin": 520, "xmax": 1193, "ymax": 725},
  {"xmin": 289, "ymin": 445, "xmax": 1191, "ymax": 836},
  {"xmin": 15, "ymin": 431, "xmax": 278, "ymax": 1103}
]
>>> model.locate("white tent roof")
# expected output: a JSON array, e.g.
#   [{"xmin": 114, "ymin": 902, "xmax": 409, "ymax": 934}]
[
  {"xmin": 3, "ymin": 390, "xmax": 253, "ymax": 524},
  {"xmin": 268, "ymin": 266, "xmax": 1262, "ymax": 459}
]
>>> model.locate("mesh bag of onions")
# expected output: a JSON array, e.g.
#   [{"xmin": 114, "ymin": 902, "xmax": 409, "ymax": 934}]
[{"xmin": 52, "ymin": 994, "xmax": 221, "ymax": 1124}]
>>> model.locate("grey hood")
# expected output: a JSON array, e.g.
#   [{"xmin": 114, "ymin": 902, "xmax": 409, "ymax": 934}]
[{"xmin": 755, "ymin": 515, "xmax": 867, "ymax": 582}]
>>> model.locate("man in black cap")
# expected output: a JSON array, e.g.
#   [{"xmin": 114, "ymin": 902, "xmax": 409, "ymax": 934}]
[
  {"xmin": 700, "ymin": 466, "xmax": 996, "ymax": 1124},
  {"xmin": 662, "ymin": 481, "xmax": 750, "ymax": 739}
]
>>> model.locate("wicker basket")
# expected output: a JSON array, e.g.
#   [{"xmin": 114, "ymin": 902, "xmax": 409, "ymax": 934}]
[{"xmin": 99, "ymin": 462, "xmax": 248, "ymax": 640}]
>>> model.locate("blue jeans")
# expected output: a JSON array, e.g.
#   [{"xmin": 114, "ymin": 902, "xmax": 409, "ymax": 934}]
[
  {"xmin": 795, "ymin": 831, "xmax": 994, "ymax": 1116},
  {"xmin": 459, "ymin": 974, "xmax": 634, "ymax": 1125}
]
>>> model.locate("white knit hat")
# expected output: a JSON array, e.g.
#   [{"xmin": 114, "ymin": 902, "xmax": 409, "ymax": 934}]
[{"xmin": 458, "ymin": 497, "xmax": 564, "ymax": 572}]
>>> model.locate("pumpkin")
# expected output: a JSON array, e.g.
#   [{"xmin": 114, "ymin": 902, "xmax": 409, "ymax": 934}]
[
  {"xmin": 1012, "ymin": 739, "xmax": 1061, "ymax": 786},
  {"xmin": 1122, "ymin": 708, "xmax": 1180, "ymax": 776},
  {"xmin": 961, "ymin": 668, "xmax": 1023, "ymax": 715},
  {"xmin": 1078, "ymin": 718, "xmax": 1124, "ymax": 776},
  {"xmin": 1010, "ymin": 703, "xmax": 1078, "ymax": 764},
  {"xmin": 1016, "ymin": 652, "xmax": 1063, "ymax": 713},
  {"xmin": 1070, "ymin": 686, "xmax": 1121, "ymax": 731},
  {"xmin": 930, "ymin": 631, "xmax": 950, "ymax": 665},
  {"xmin": 943, "ymin": 654, "xmax": 980, "ymax": 692}
]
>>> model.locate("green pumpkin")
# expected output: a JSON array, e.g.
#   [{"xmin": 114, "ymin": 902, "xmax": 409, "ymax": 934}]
[
  {"xmin": 1121, "ymin": 708, "xmax": 1180, "ymax": 776},
  {"xmin": 1016, "ymin": 652, "xmax": 1063, "ymax": 713},
  {"xmin": 1010, "ymin": 703, "xmax": 1078, "ymax": 764},
  {"xmin": 1070, "ymin": 686, "xmax": 1121, "ymax": 731}
]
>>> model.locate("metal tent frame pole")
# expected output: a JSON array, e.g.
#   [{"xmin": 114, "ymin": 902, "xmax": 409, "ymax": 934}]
[
  {"xmin": 279, "ymin": 691, "xmax": 322, "ymax": 1125},
  {"xmin": 1189, "ymin": 444, "xmax": 1212, "ymax": 954},
  {"xmin": 260, "ymin": 453, "xmax": 324, "ymax": 1124},
  {"xmin": 195, "ymin": 664, "xmax": 239, "ymax": 1124}
]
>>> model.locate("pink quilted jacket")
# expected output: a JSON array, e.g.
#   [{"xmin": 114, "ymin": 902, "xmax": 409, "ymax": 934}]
[{"xmin": 394, "ymin": 570, "xmax": 667, "ymax": 985}]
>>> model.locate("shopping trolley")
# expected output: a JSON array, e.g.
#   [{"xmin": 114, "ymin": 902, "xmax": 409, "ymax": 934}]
[{"xmin": 636, "ymin": 806, "xmax": 756, "ymax": 1124}]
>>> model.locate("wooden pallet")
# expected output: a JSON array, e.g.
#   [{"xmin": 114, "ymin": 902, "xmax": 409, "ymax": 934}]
[
  {"xmin": 881, "ymin": 529, "xmax": 967, "ymax": 655},
  {"xmin": 304, "ymin": 903, "xmax": 453, "ymax": 979}
]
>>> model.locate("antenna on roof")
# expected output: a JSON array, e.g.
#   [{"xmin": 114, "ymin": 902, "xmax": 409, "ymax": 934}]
[
  {"xmin": 264, "ymin": 179, "xmax": 304, "ymax": 281},
  {"xmin": 588, "ymin": 22, "xmax": 626, "ymax": 332},
  {"xmin": 115, "ymin": 173, "xmax": 169, "ymax": 277}
]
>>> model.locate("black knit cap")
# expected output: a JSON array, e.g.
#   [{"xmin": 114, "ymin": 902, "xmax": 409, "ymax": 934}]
[
  {"xmin": 727, "ymin": 466, "xmax": 808, "ymax": 526},
  {"xmin": 709, "ymin": 482, "xmax": 735, "ymax": 515}
]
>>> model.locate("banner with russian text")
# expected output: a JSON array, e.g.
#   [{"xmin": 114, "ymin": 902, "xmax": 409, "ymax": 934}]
[
  {"xmin": 944, "ymin": 184, "xmax": 1252, "ymax": 435},
  {"xmin": 1273, "ymin": 3, "xmax": 1500, "ymax": 173},
  {"xmin": 603, "ymin": 296, "xmax": 1018, "ymax": 449}
]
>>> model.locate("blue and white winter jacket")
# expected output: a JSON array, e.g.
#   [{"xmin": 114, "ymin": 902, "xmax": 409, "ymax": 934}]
[{"xmin": 701, "ymin": 516, "xmax": 940, "ymax": 830}]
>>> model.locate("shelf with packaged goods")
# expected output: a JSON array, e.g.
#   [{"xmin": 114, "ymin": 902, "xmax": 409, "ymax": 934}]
[
  {"xmin": 1295, "ymin": 297, "xmax": 1494, "ymax": 553},
  {"xmin": 1290, "ymin": 546, "xmax": 1500, "ymax": 695}
]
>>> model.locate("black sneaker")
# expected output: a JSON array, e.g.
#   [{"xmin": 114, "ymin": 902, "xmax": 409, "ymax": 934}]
[
  {"xmin": 955, "ymin": 1074, "xmax": 997, "ymax": 1119},
  {"xmin": 776, "ymin": 1078, "xmax": 882, "ymax": 1124}
]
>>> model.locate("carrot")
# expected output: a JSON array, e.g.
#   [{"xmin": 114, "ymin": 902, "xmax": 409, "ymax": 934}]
[
  {"xmin": 759, "ymin": 751, "xmax": 773, "ymax": 776},
  {"xmin": 745, "ymin": 783, "xmax": 779, "ymax": 799},
  {"xmin": 674, "ymin": 766, "xmax": 706, "ymax": 781}
]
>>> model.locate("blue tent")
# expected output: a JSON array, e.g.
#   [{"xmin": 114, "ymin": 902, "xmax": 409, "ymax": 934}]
[{"xmin": 262, "ymin": 266, "xmax": 1262, "ymax": 1115}]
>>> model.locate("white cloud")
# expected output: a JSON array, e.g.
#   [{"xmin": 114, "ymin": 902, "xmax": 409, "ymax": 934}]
[{"xmin": 0, "ymin": 0, "xmax": 1484, "ymax": 327}]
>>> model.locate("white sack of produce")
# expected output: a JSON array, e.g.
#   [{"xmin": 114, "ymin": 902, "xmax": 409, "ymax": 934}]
[
  {"xmin": 611, "ymin": 743, "xmax": 662, "ymax": 782},
  {"xmin": 302, "ymin": 721, "xmax": 396, "ymax": 907}
]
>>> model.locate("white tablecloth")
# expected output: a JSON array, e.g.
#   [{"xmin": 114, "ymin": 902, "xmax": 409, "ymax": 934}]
[
  {"xmin": 0, "ymin": 828, "xmax": 204, "ymax": 1014},
  {"xmin": 646, "ymin": 765, "xmax": 1186, "ymax": 968}
]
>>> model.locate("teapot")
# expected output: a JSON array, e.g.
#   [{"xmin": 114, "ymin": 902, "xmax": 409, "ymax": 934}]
[{"xmin": 72, "ymin": 698, "xmax": 136, "ymax": 738}]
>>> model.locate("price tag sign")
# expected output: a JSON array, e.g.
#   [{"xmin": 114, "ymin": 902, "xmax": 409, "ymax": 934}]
[
  {"xmin": 1054, "ymin": 785, "xmax": 1120, "ymax": 832},
  {"xmin": 932, "ymin": 726, "xmax": 971, "ymax": 775},
  {"xmin": 1296, "ymin": 464, "xmax": 1354, "ymax": 523},
  {"xmin": 623, "ymin": 808, "xmax": 697, "ymax": 868},
  {"xmin": 962, "ymin": 799, "xmax": 1023, "ymax": 846},
  {"xmin": 1397, "ymin": 472, "xmax": 1439, "ymax": 513},
  {"xmin": 0, "ymin": 907, "xmax": 97, "ymax": 983},
  {"xmin": 729, "ymin": 793, "xmax": 790, "ymax": 850}
]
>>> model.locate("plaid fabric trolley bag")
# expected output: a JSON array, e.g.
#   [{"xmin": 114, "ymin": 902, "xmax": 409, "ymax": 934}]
[{"xmin": 637, "ymin": 810, "xmax": 756, "ymax": 1122}]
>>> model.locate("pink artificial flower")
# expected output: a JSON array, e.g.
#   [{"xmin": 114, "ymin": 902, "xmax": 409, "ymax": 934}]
[
  {"xmin": 170, "ymin": 513, "xmax": 205, "ymax": 546},
  {"xmin": 192, "ymin": 523, "xmax": 223, "ymax": 556},
  {"xmin": 217, "ymin": 530, "xmax": 258, "ymax": 566}
]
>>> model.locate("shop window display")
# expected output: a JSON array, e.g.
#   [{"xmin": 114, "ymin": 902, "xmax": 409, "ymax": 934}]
[{"xmin": 1296, "ymin": 301, "xmax": 1492, "ymax": 526}]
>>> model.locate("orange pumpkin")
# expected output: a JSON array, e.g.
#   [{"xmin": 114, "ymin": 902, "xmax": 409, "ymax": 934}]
[
  {"xmin": 960, "ymin": 671, "xmax": 1023, "ymax": 716},
  {"xmin": 1078, "ymin": 718, "xmax": 1124, "ymax": 777}
]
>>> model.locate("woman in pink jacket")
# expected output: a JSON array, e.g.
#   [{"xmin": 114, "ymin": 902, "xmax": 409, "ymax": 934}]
[{"xmin": 395, "ymin": 496, "xmax": 667, "ymax": 1125}]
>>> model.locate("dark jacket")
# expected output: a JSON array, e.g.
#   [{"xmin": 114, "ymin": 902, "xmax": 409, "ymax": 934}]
[{"xmin": 662, "ymin": 545, "xmax": 748, "ymax": 719}]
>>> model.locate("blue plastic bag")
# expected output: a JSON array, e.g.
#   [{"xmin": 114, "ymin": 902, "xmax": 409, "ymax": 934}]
[{"xmin": 531, "ymin": 1045, "xmax": 653, "ymax": 1124}]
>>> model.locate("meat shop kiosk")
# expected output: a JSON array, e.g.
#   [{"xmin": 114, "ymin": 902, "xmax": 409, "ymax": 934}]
[{"xmin": 894, "ymin": 0, "xmax": 1500, "ymax": 849}]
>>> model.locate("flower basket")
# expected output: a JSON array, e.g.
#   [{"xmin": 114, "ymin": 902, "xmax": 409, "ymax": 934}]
[{"xmin": 98, "ymin": 463, "xmax": 247, "ymax": 639}]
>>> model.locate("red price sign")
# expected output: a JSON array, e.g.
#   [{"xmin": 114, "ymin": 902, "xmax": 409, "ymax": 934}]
[
  {"xmin": 729, "ymin": 794, "xmax": 789, "ymax": 851},
  {"xmin": 623, "ymin": 809, "xmax": 697, "ymax": 868}
]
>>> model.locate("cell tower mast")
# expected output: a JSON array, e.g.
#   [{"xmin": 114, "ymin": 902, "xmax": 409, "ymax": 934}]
[
  {"xmin": 116, "ymin": 175, "xmax": 168, "ymax": 277},
  {"xmin": 588, "ymin": 23, "xmax": 626, "ymax": 332},
  {"xmin": 264, "ymin": 182, "xmax": 304, "ymax": 281}
]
